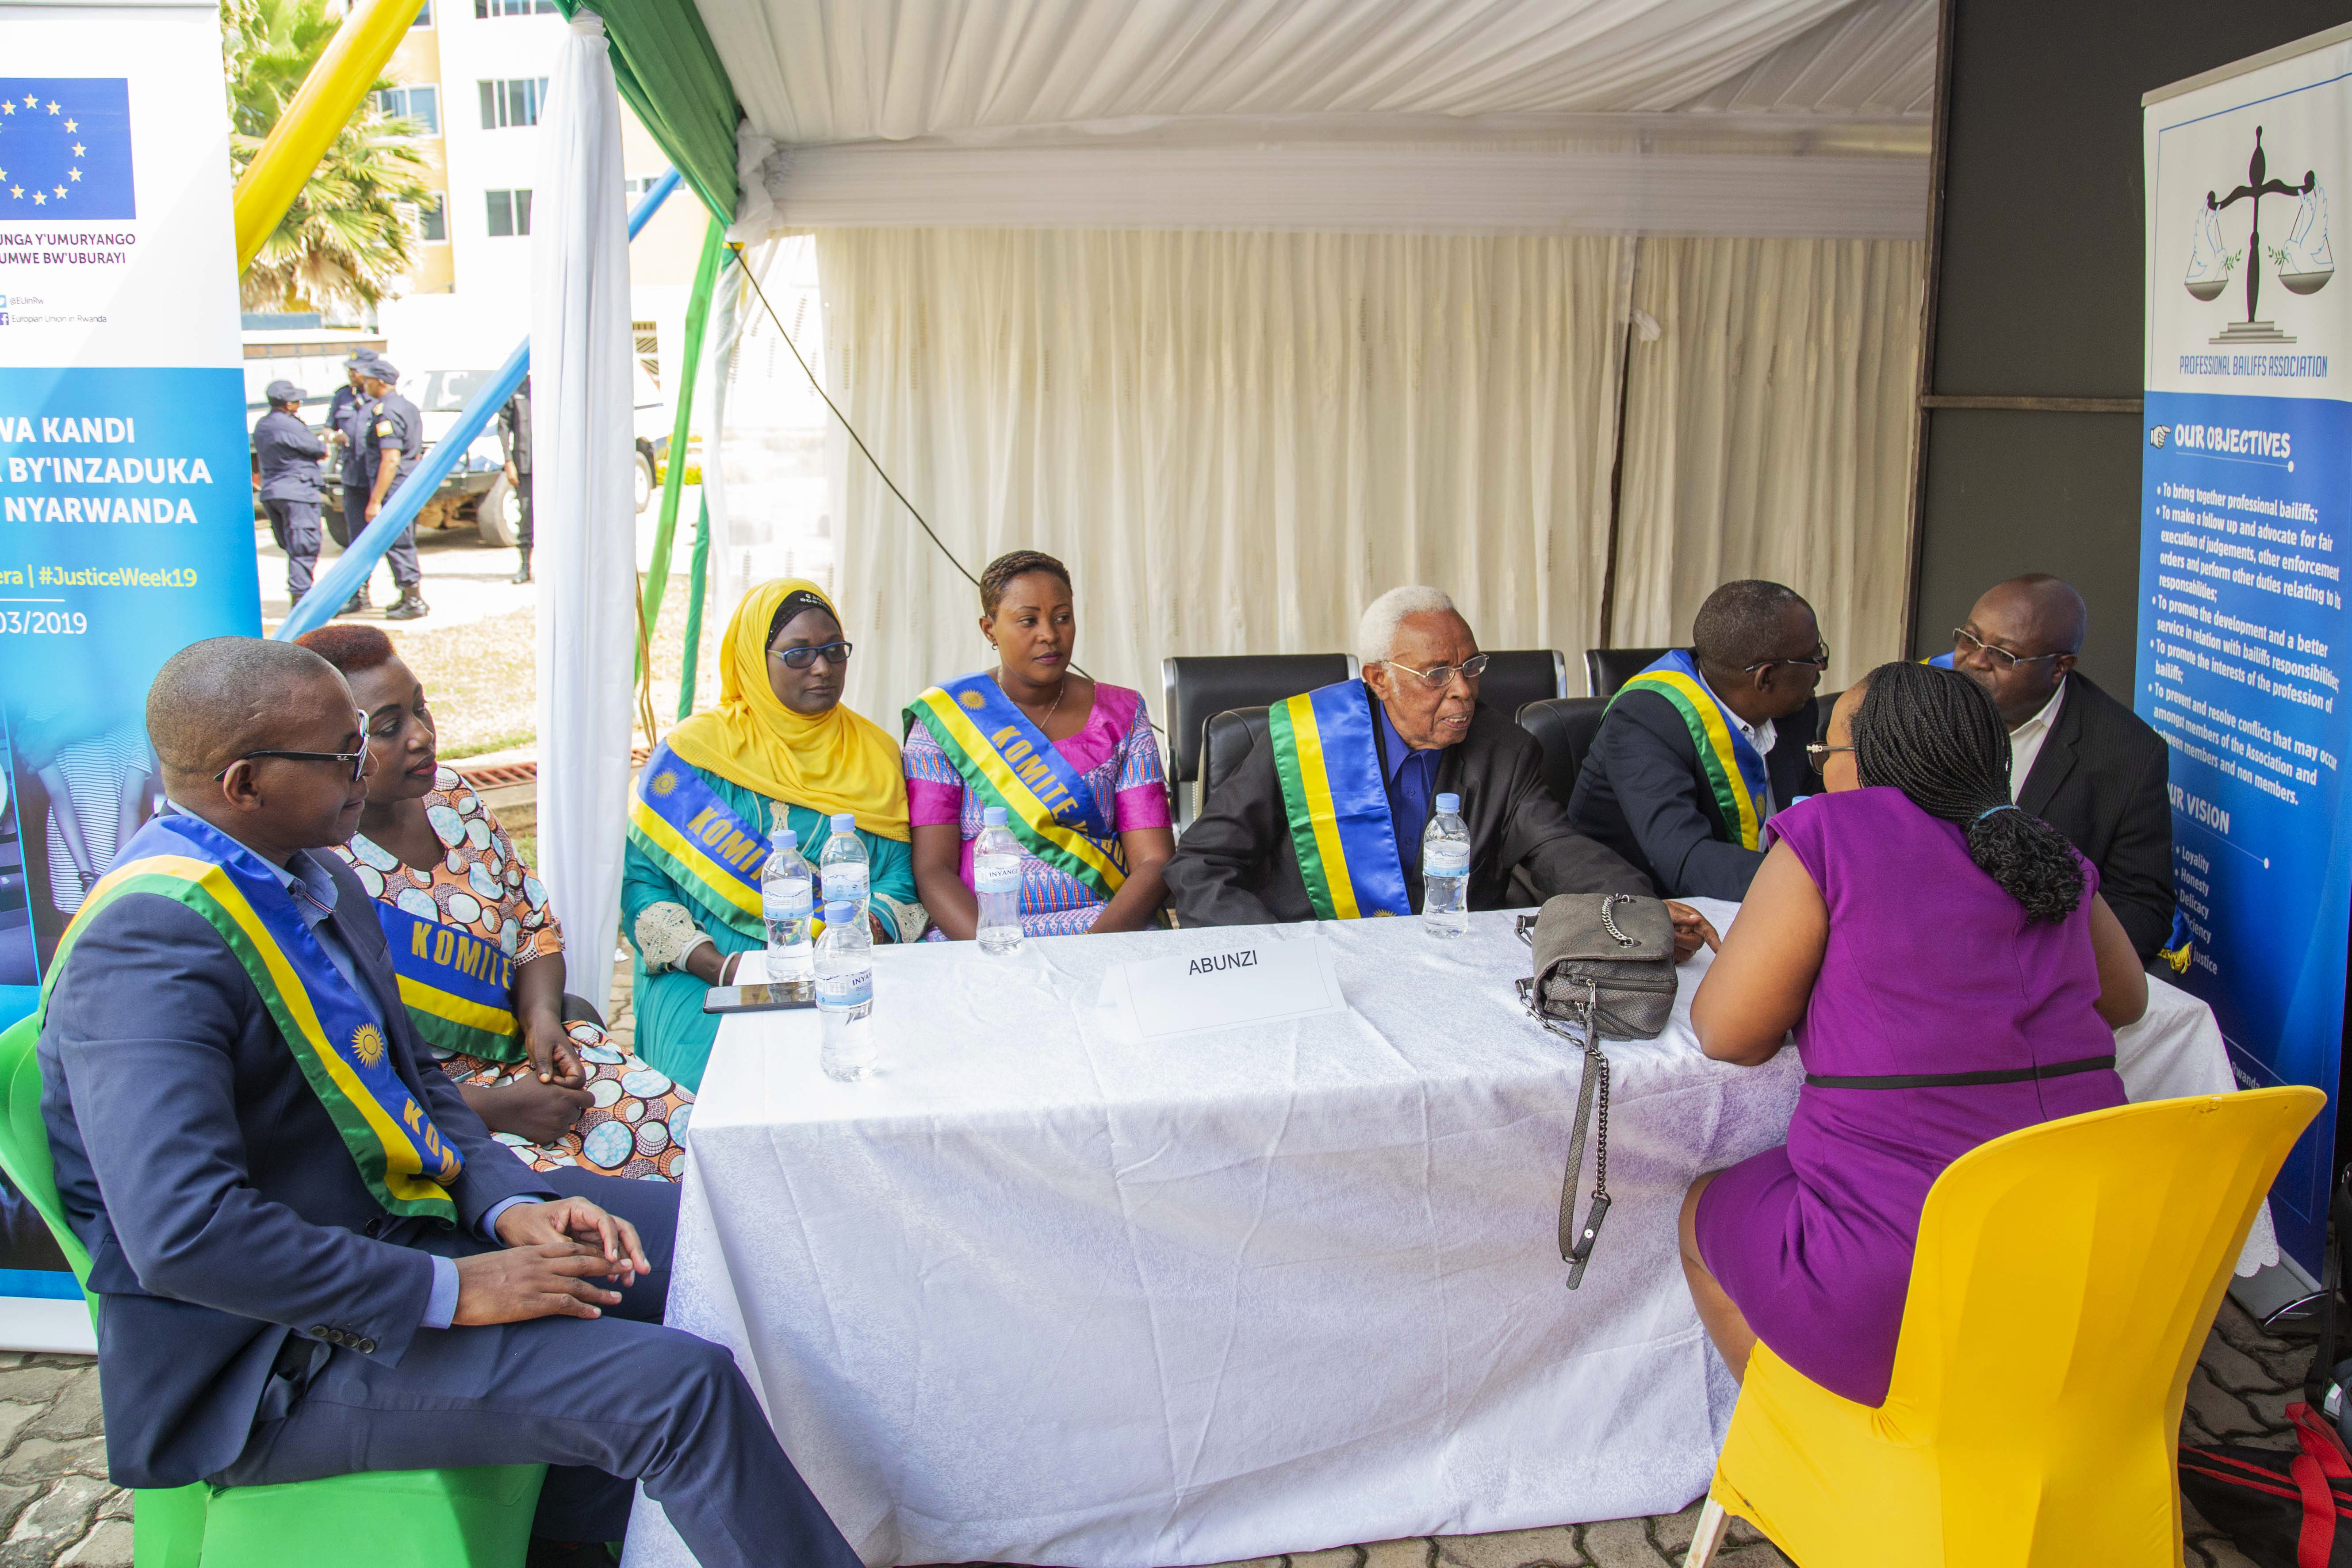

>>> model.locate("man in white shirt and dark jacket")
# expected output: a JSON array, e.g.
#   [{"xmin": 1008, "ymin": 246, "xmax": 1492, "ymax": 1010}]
[{"xmin": 1944, "ymin": 574, "xmax": 2176, "ymax": 960}]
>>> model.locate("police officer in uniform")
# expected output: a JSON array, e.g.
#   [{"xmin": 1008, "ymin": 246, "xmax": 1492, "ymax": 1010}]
[
  {"xmin": 324, "ymin": 350, "xmax": 379, "ymax": 613},
  {"xmin": 357, "ymin": 359, "xmax": 429, "ymax": 621},
  {"xmin": 250, "ymin": 380, "xmax": 328, "ymax": 609},
  {"xmin": 497, "ymin": 374, "xmax": 535, "ymax": 584}
]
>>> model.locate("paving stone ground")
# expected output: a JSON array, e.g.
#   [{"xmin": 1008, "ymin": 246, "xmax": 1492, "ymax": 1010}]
[{"xmin": 0, "ymin": 1294, "xmax": 2312, "ymax": 1567}]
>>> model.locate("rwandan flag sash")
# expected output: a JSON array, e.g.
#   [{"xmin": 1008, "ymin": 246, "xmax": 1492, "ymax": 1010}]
[
  {"xmin": 1613, "ymin": 649, "xmax": 1770, "ymax": 851},
  {"xmin": 1266, "ymin": 680, "xmax": 1412, "ymax": 921},
  {"xmin": 375, "ymin": 902, "xmax": 521, "ymax": 1062},
  {"xmin": 905, "ymin": 674, "xmax": 1126, "ymax": 904},
  {"xmin": 627, "ymin": 740, "xmax": 769, "ymax": 941},
  {"xmin": 43, "ymin": 816, "xmax": 462, "ymax": 1223}
]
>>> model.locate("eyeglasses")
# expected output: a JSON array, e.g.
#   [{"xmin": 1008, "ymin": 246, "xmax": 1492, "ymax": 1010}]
[
  {"xmin": 1952, "ymin": 627, "xmax": 2068, "ymax": 671},
  {"xmin": 768, "ymin": 640, "xmax": 854, "ymax": 670},
  {"xmin": 1805, "ymin": 742, "xmax": 1855, "ymax": 775},
  {"xmin": 1378, "ymin": 653, "xmax": 1490, "ymax": 687},
  {"xmin": 217, "ymin": 713, "xmax": 369, "ymax": 782},
  {"xmin": 1742, "ymin": 642, "xmax": 1831, "ymax": 673}
]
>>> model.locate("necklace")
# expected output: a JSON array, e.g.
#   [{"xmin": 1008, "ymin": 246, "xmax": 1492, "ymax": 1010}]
[{"xmin": 999, "ymin": 668, "xmax": 1070, "ymax": 728}]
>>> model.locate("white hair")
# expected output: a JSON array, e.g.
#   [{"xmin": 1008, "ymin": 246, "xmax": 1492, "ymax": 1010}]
[{"xmin": 1356, "ymin": 585, "xmax": 1458, "ymax": 667}]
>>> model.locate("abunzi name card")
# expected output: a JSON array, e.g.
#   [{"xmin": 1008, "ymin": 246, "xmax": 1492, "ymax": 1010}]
[{"xmin": 1096, "ymin": 932, "xmax": 1345, "ymax": 1041}]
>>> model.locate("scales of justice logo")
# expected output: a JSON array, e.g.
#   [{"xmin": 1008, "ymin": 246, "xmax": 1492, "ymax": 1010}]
[{"xmin": 2184, "ymin": 126, "xmax": 2333, "ymax": 345}]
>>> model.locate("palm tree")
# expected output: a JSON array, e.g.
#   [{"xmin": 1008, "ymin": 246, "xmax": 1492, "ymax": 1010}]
[{"xmin": 228, "ymin": 0, "xmax": 434, "ymax": 314}]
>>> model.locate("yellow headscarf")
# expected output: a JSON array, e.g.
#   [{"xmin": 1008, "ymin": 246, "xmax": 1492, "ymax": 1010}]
[{"xmin": 664, "ymin": 579, "xmax": 911, "ymax": 842}]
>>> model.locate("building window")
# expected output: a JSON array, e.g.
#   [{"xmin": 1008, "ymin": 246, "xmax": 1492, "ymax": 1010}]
[
  {"xmin": 473, "ymin": 0, "xmax": 557, "ymax": 15},
  {"xmin": 477, "ymin": 77, "xmax": 548, "ymax": 130},
  {"xmin": 371, "ymin": 85, "xmax": 439, "ymax": 135},
  {"xmin": 485, "ymin": 188, "xmax": 532, "ymax": 237},
  {"xmin": 633, "ymin": 320, "xmax": 659, "ymax": 387},
  {"xmin": 411, "ymin": 0, "xmax": 432, "ymax": 26},
  {"xmin": 414, "ymin": 193, "xmax": 448, "ymax": 242}
]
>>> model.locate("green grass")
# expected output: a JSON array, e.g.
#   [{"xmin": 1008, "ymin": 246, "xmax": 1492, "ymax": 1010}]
[{"xmin": 385, "ymin": 580, "xmax": 724, "ymax": 761}]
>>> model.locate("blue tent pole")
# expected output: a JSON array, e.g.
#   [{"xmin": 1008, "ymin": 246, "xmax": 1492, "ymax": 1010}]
[{"xmin": 275, "ymin": 167, "xmax": 685, "ymax": 642}]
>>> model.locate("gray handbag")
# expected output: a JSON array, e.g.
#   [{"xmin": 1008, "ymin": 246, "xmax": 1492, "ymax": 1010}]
[{"xmin": 1514, "ymin": 892, "xmax": 1679, "ymax": 1288}]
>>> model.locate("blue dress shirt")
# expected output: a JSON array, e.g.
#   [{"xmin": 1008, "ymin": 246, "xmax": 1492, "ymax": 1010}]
[
  {"xmin": 260, "ymin": 843, "xmax": 534, "ymax": 1330},
  {"xmin": 1373, "ymin": 697, "xmax": 1444, "ymax": 875}
]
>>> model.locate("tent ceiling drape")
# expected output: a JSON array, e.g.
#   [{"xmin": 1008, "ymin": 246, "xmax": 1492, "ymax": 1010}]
[{"xmin": 711, "ymin": 0, "xmax": 1928, "ymax": 140}]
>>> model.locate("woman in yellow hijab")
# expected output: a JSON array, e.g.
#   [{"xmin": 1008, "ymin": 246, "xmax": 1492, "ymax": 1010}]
[{"xmin": 621, "ymin": 579, "xmax": 921, "ymax": 1089}]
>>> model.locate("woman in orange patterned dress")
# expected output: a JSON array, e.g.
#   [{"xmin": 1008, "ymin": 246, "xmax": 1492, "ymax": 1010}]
[{"xmin": 297, "ymin": 625, "xmax": 690, "ymax": 1180}]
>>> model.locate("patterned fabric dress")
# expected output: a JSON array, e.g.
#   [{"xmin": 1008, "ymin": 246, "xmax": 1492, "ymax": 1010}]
[
  {"xmin": 903, "ymin": 681, "xmax": 1170, "ymax": 937},
  {"xmin": 334, "ymin": 767, "xmax": 692, "ymax": 1181}
]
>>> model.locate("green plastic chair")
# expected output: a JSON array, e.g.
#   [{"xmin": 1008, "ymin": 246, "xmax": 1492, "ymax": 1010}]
[{"xmin": 0, "ymin": 1015, "xmax": 546, "ymax": 1565}]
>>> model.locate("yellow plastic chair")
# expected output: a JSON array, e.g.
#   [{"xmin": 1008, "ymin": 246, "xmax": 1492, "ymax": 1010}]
[{"xmin": 1684, "ymin": 1086, "xmax": 2324, "ymax": 1568}]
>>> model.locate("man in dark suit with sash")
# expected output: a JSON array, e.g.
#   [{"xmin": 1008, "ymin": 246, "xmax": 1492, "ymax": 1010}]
[
  {"xmin": 38, "ymin": 637, "xmax": 860, "ymax": 1568},
  {"xmin": 1567, "ymin": 580, "xmax": 1823, "ymax": 901},
  {"xmin": 1167, "ymin": 586, "xmax": 1653, "ymax": 927}
]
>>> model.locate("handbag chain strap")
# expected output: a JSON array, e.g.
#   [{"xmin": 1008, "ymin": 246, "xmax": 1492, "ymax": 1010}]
[{"xmin": 1541, "ymin": 978, "xmax": 1612, "ymax": 1289}]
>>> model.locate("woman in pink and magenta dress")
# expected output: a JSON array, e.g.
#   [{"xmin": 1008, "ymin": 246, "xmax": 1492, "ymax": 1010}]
[
  {"xmin": 1682, "ymin": 660, "xmax": 2147, "ymax": 1406},
  {"xmin": 903, "ymin": 550, "xmax": 1176, "ymax": 938}
]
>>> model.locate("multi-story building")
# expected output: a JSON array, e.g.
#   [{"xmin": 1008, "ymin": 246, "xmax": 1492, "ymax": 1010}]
[{"xmin": 372, "ymin": 0, "xmax": 705, "ymax": 435}]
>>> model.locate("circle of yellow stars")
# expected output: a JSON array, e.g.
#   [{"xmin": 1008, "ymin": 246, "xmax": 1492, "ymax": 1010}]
[{"xmin": 0, "ymin": 95, "xmax": 85, "ymax": 207}]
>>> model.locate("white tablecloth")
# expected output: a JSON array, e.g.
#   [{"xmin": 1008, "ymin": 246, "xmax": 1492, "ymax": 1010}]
[{"xmin": 622, "ymin": 900, "xmax": 2270, "ymax": 1568}]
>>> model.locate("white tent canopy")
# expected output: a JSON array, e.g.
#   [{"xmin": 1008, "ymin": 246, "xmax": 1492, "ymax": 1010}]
[{"xmin": 722, "ymin": 0, "xmax": 1934, "ymax": 238}]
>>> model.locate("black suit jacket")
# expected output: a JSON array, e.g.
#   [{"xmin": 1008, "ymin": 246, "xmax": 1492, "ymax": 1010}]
[
  {"xmin": 2018, "ymin": 671, "xmax": 2175, "ymax": 959},
  {"xmin": 1566, "ymin": 684, "xmax": 1818, "ymax": 901},
  {"xmin": 1165, "ymin": 694, "xmax": 1651, "ymax": 926},
  {"xmin": 40, "ymin": 851, "xmax": 553, "ymax": 1488}
]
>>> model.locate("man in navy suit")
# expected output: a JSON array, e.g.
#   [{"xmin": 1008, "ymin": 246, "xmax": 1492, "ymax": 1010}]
[
  {"xmin": 1567, "ymin": 581, "xmax": 1824, "ymax": 900},
  {"xmin": 39, "ymin": 637, "xmax": 860, "ymax": 1568}
]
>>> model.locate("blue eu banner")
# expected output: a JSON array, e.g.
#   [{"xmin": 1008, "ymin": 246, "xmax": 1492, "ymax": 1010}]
[{"xmin": 0, "ymin": 78, "xmax": 134, "ymax": 222}]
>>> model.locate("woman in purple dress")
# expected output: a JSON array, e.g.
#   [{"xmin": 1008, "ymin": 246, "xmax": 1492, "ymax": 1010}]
[{"xmin": 1681, "ymin": 660, "xmax": 2148, "ymax": 1406}]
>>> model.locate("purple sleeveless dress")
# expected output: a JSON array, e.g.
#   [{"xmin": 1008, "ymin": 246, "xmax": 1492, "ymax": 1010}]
[{"xmin": 1693, "ymin": 786, "xmax": 2125, "ymax": 1406}]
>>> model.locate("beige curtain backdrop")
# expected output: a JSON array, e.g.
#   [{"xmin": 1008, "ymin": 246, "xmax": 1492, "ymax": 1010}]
[
  {"xmin": 1609, "ymin": 237, "xmax": 1925, "ymax": 691},
  {"xmin": 814, "ymin": 228, "xmax": 1630, "ymax": 724}
]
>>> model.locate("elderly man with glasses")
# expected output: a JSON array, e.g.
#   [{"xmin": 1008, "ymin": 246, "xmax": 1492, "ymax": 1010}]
[
  {"xmin": 1567, "ymin": 580, "xmax": 1826, "ymax": 901},
  {"xmin": 1166, "ymin": 585, "xmax": 1653, "ymax": 929},
  {"xmin": 1933, "ymin": 573, "xmax": 2174, "ymax": 959}
]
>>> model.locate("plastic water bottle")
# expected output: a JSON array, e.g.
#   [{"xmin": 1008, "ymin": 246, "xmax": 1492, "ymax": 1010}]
[
  {"xmin": 1422, "ymin": 791, "xmax": 1471, "ymax": 938},
  {"xmin": 820, "ymin": 813, "xmax": 870, "ymax": 925},
  {"xmin": 973, "ymin": 806, "xmax": 1025, "ymax": 955},
  {"xmin": 815, "ymin": 900, "xmax": 875, "ymax": 1082},
  {"xmin": 759, "ymin": 827, "xmax": 814, "ymax": 985}
]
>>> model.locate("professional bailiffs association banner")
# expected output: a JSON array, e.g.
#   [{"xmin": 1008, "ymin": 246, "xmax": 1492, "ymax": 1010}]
[
  {"xmin": 2141, "ymin": 26, "xmax": 2352, "ymax": 1276},
  {"xmin": 0, "ymin": 0, "xmax": 260, "ymax": 1346}
]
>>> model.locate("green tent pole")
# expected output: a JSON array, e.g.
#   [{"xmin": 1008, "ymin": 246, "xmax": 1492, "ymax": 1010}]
[
  {"xmin": 637, "ymin": 215, "xmax": 731, "ymax": 680},
  {"xmin": 678, "ymin": 494, "xmax": 713, "ymax": 719}
]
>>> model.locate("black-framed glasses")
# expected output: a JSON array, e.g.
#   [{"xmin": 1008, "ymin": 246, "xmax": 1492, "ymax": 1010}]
[
  {"xmin": 1743, "ymin": 642, "xmax": 1831, "ymax": 673},
  {"xmin": 217, "ymin": 713, "xmax": 369, "ymax": 782},
  {"xmin": 768, "ymin": 640, "xmax": 854, "ymax": 670},
  {"xmin": 1952, "ymin": 627, "xmax": 2068, "ymax": 671},
  {"xmin": 1379, "ymin": 653, "xmax": 1490, "ymax": 687},
  {"xmin": 1805, "ymin": 743, "xmax": 1854, "ymax": 775}
]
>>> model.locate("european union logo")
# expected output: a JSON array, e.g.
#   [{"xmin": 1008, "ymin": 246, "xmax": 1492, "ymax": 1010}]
[{"xmin": 0, "ymin": 79, "xmax": 134, "ymax": 222}]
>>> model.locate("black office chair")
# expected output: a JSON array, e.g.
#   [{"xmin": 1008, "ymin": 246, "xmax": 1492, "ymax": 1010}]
[
  {"xmin": 1514, "ymin": 696, "xmax": 1611, "ymax": 812},
  {"xmin": 1196, "ymin": 706, "xmax": 1272, "ymax": 821},
  {"xmin": 1584, "ymin": 647, "xmax": 1671, "ymax": 698},
  {"xmin": 1475, "ymin": 650, "xmax": 1568, "ymax": 720},
  {"xmin": 1162, "ymin": 654, "xmax": 1355, "ymax": 829}
]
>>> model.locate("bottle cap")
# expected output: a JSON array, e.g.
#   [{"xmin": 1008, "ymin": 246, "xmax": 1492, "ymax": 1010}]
[
  {"xmin": 824, "ymin": 901, "xmax": 854, "ymax": 923},
  {"xmin": 983, "ymin": 806, "xmax": 1007, "ymax": 827},
  {"xmin": 830, "ymin": 813, "xmax": 855, "ymax": 830},
  {"xmin": 770, "ymin": 828, "xmax": 796, "ymax": 850},
  {"xmin": 1436, "ymin": 793, "xmax": 1460, "ymax": 814}
]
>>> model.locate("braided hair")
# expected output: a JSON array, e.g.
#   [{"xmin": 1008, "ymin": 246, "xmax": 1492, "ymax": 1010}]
[{"xmin": 1850, "ymin": 660, "xmax": 2084, "ymax": 923}]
